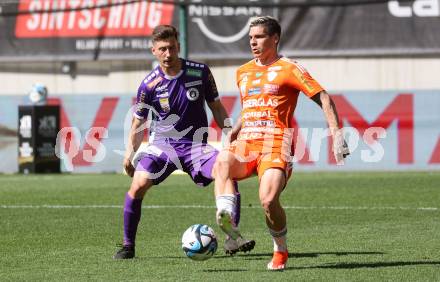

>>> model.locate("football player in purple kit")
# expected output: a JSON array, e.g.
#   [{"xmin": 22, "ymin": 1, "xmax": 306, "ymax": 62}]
[{"xmin": 113, "ymin": 25, "xmax": 255, "ymax": 259}]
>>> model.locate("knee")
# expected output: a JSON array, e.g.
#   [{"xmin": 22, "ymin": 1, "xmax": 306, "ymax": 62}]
[
  {"xmin": 213, "ymin": 159, "xmax": 231, "ymax": 180},
  {"xmin": 129, "ymin": 175, "xmax": 153, "ymax": 199},
  {"xmin": 260, "ymin": 199, "xmax": 273, "ymax": 213},
  {"xmin": 259, "ymin": 195, "xmax": 278, "ymax": 213}
]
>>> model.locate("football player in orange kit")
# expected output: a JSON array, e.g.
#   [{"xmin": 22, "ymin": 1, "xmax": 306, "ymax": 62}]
[{"xmin": 212, "ymin": 16, "xmax": 349, "ymax": 270}]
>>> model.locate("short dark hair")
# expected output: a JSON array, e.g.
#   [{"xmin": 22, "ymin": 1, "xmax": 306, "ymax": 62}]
[
  {"xmin": 152, "ymin": 25, "xmax": 179, "ymax": 43},
  {"xmin": 249, "ymin": 16, "xmax": 281, "ymax": 38}
]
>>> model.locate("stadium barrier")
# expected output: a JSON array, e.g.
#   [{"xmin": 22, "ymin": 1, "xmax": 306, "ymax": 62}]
[
  {"xmin": 0, "ymin": 91, "xmax": 439, "ymax": 173},
  {"xmin": 18, "ymin": 105, "xmax": 60, "ymax": 173}
]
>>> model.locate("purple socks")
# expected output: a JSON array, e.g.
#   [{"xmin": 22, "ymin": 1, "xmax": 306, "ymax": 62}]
[
  {"xmin": 232, "ymin": 181, "xmax": 241, "ymax": 227},
  {"xmin": 123, "ymin": 182, "xmax": 238, "ymax": 245},
  {"xmin": 123, "ymin": 193, "xmax": 142, "ymax": 247}
]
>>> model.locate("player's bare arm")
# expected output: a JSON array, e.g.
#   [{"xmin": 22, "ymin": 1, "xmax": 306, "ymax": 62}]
[
  {"xmin": 311, "ymin": 91, "xmax": 349, "ymax": 163},
  {"xmin": 208, "ymin": 100, "xmax": 238, "ymax": 146},
  {"xmin": 124, "ymin": 117, "xmax": 147, "ymax": 177},
  {"xmin": 227, "ymin": 119, "xmax": 242, "ymax": 145},
  {"xmin": 207, "ymin": 100, "xmax": 230, "ymax": 130},
  {"xmin": 311, "ymin": 91, "xmax": 340, "ymax": 134}
]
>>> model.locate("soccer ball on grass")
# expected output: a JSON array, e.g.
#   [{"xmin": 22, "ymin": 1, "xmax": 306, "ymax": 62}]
[{"xmin": 181, "ymin": 224, "xmax": 217, "ymax": 261}]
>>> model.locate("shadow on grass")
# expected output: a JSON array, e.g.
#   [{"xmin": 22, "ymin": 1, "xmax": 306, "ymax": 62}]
[
  {"xmin": 202, "ymin": 269, "xmax": 248, "ymax": 273},
  {"xmin": 223, "ymin": 251, "xmax": 385, "ymax": 261},
  {"xmin": 138, "ymin": 251, "xmax": 385, "ymax": 261},
  {"xmin": 131, "ymin": 256, "xmax": 249, "ymax": 272},
  {"xmin": 287, "ymin": 260, "xmax": 440, "ymax": 270},
  {"xmin": 290, "ymin": 251, "xmax": 385, "ymax": 258}
]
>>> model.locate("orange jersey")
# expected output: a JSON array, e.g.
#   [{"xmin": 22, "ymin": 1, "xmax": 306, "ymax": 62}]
[{"xmin": 236, "ymin": 57, "xmax": 324, "ymax": 149}]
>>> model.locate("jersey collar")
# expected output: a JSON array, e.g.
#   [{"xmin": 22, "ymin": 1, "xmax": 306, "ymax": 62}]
[
  {"xmin": 158, "ymin": 58, "xmax": 185, "ymax": 80},
  {"xmin": 255, "ymin": 55, "xmax": 283, "ymax": 67}
]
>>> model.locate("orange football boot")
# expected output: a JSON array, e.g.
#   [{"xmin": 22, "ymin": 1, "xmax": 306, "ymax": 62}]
[{"xmin": 267, "ymin": 250, "xmax": 288, "ymax": 270}]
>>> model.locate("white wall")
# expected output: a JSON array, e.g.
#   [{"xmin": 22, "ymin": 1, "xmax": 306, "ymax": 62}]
[
  {"xmin": 0, "ymin": 69, "xmax": 146, "ymax": 96},
  {"xmin": 211, "ymin": 58, "xmax": 440, "ymax": 92},
  {"xmin": 1, "ymin": 58, "xmax": 440, "ymax": 96}
]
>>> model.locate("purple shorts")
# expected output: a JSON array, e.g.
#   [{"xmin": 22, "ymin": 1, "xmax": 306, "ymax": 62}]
[{"xmin": 135, "ymin": 141, "xmax": 218, "ymax": 187}]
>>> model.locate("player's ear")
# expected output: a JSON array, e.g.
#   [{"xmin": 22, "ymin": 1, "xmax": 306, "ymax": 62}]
[
  {"xmin": 151, "ymin": 40, "xmax": 157, "ymax": 55},
  {"xmin": 274, "ymin": 34, "xmax": 280, "ymax": 45}
]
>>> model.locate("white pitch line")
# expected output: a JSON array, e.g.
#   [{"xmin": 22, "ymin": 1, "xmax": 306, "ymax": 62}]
[{"xmin": 0, "ymin": 205, "xmax": 438, "ymax": 211}]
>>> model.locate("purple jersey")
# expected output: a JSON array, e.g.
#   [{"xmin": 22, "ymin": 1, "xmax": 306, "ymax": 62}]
[{"xmin": 134, "ymin": 59, "xmax": 219, "ymax": 143}]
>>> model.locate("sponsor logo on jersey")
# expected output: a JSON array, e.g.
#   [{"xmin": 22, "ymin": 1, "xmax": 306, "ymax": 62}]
[
  {"xmin": 156, "ymin": 84, "xmax": 169, "ymax": 98},
  {"xmin": 238, "ymin": 132, "xmax": 264, "ymax": 140},
  {"xmin": 186, "ymin": 87, "xmax": 200, "ymax": 101},
  {"xmin": 139, "ymin": 90, "xmax": 147, "ymax": 104},
  {"xmin": 240, "ymin": 75, "xmax": 248, "ymax": 97},
  {"xmin": 156, "ymin": 92, "xmax": 169, "ymax": 98},
  {"xmin": 243, "ymin": 110, "xmax": 273, "ymax": 119},
  {"xmin": 248, "ymin": 87, "xmax": 261, "ymax": 96},
  {"xmin": 186, "ymin": 68, "xmax": 202, "ymax": 77},
  {"xmin": 185, "ymin": 80, "xmax": 203, "ymax": 87},
  {"xmin": 240, "ymin": 84, "xmax": 247, "ymax": 97},
  {"xmin": 263, "ymin": 84, "xmax": 279, "ymax": 95},
  {"xmin": 293, "ymin": 69, "xmax": 314, "ymax": 93},
  {"xmin": 244, "ymin": 120, "xmax": 275, "ymax": 127},
  {"xmin": 243, "ymin": 97, "xmax": 279, "ymax": 108},
  {"xmin": 252, "ymin": 79, "xmax": 261, "ymax": 85},
  {"xmin": 159, "ymin": 97, "xmax": 170, "ymax": 112},
  {"xmin": 156, "ymin": 84, "xmax": 168, "ymax": 92},
  {"xmin": 241, "ymin": 127, "xmax": 276, "ymax": 133},
  {"xmin": 267, "ymin": 71, "xmax": 277, "ymax": 82}
]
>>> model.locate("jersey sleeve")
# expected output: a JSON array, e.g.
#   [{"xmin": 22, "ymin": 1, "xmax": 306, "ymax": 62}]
[
  {"xmin": 133, "ymin": 82, "xmax": 150, "ymax": 120},
  {"xmin": 236, "ymin": 68, "xmax": 241, "ymax": 89},
  {"xmin": 289, "ymin": 62, "xmax": 324, "ymax": 98},
  {"xmin": 236, "ymin": 67, "xmax": 245, "ymax": 104},
  {"xmin": 204, "ymin": 67, "xmax": 220, "ymax": 103}
]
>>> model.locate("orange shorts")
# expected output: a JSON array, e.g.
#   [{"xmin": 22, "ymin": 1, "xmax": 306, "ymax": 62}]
[{"xmin": 228, "ymin": 139, "xmax": 293, "ymax": 181}]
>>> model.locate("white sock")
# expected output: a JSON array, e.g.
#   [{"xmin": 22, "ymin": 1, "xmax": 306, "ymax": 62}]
[
  {"xmin": 215, "ymin": 194, "xmax": 236, "ymax": 219},
  {"xmin": 269, "ymin": 227, "xmax": 288, "ymax": 252},
  {"xmin": 216, "ymin": 194, "xmax": 241, "ymax": 239}
]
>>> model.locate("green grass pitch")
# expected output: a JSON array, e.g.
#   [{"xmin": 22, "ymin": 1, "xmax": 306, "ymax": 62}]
[{"xmin": 1, "ymin": 172, "xmax": 440, "ymax": 281}]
